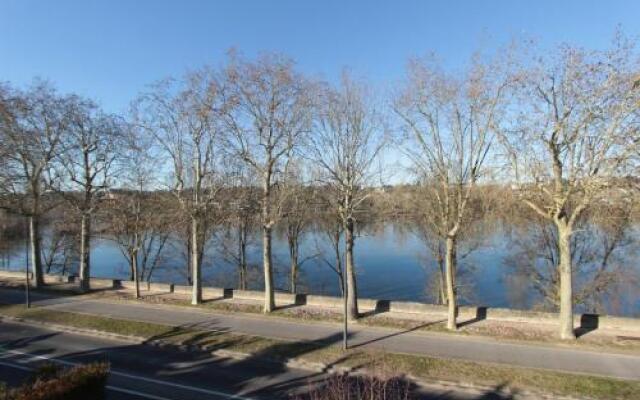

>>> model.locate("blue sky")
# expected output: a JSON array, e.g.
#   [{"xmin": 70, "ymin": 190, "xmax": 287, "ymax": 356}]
[{"xmin": 1, "ymin": 0, "xmax": 639, "ymax": 114}]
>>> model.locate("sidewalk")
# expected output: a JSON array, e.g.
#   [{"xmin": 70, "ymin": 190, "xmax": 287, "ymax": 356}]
[{"xmin": 1, "ymin": 287, "xmax": 639, "ymax": 381}]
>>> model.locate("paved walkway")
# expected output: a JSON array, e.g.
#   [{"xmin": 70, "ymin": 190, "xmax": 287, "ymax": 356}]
[{"xmin": 1, "ymin": 288, "xmax": 639, "ymax": 380}]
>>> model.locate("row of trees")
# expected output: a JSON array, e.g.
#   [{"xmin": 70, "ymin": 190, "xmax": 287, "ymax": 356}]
[
  {"xmin": 130, "ymin": 55, "xmax": 385, "ymax": 314},
  {"xmin": 1, "ymin": 38, "xmax": 638, "ymax": 339}
]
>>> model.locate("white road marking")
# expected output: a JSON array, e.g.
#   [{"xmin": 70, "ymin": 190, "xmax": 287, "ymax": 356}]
[
  {"xmin": 0, "ymin": 360, "xmax": 31, "ymax": 371},
  {"xmin": 1, "ymin": 349, "xmax": 257, "ymax": 400},
  {"xmin": 105, "ymin": 385, "xmax": 175, "ymax": 400}
]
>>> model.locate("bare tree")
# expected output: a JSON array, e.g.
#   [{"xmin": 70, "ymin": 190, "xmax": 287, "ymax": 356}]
[
  {"xmin": 315, "ymin": 209, "xmax": 346, "ymax": 295},
  {"xmin": 218, "ymin": 211, "xmax": 257, "ymax": 291},
  {"xmin": 411, "ymin": 215, "xmax": 447, "ymax": 305},
  {"xmin": 0, "ymin": 82, "xmax": 13, "ymax": 197},
  {"xmin": 410, "ymin": 182, "xmax": 499, "ymax": 306},
  {"xmin": 281, "ymin": 160, "xmax": 315, "ymax": 293},
  {"xmin": 224, "ymin": 53, "xmax": 314, "ymax": 312},
  {"xmin": 310, "ymin": 74, "xmax": 386, "ymax": 320},
  {"xmin": 104, "ymin": 125, "xmax": 168, "ymax": 298},
  {"xmin": 394, "ymin": 55, "xmax": 509, "ymax": 330},
  {"xmin": 219, "ymin": 159, "xmax": 259, "ymax": 290},
  {"xmin": 0, "ymin": 81, "xmax": 69, "ymax": 288},
  {"xmin": 55, "ymin": 97, "xmax": 123, "ymax": 292},
  {"xmin": 506, "ymin": 189, "xmax": 639, "ymax": 315},
  {"xmin": 498, "ymin": 38, "xmax": 640, "ymax": 338},
  {"xmin": 135, "ymin": 67, "xmax": 230, "ymax": 304},
  {"xmin": 41, "ymin": 208, "xmax": 79, "ymax": 275}
]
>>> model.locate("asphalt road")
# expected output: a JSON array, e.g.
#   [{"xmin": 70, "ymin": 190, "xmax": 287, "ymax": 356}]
[
  {"xmin": 0, "ymin": 320, "xmax": 320, "ymax": 399},
  {"xmin": 1, "ymin": 288, "xmax": 639, "ymax": 382},
  {"xmin": 0, "ymin": 321, "xmax": 520, "ymax": 399}
]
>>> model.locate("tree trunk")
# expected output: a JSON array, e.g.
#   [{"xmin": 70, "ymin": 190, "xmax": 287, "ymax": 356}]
[
  {"xmin": 289, "ymin": 236, "xmax": 299, "ymax": 294},
  {"xmin": 263, "ymin": 223, "xmax": 275, "ymax": 312},
  {"xmin": 79, "ymin": 213, "xmax": 91, "ymax": 292},
  {"xmin": 185, "ymin": 232, "xmax": 192, "ymax": 285},
  {"xmin": 334, "ymin": 227, "xmax": 343, "ymax": 295},
  {"xmin": 191, "ymin": 216, "xmax": 202, "ymax": 305},
  {"xmin": 239, "ymin": 225, "xmax": 247, "ymax": 290},
  {"xmin": 343, "ymin": 256, "xmax": 348, "ymax": 351},
  {"xmin": 445, "ymin": 235, "xmax": 457, "ymax": 331},
  {"xmin": 438, "ymin": 256, "xmax": 447, "ymax": 305},
  {"xmin": 345, "ymin": 217, "xmax": 358, "ymax": 320},
  {"xmin": 239, "ymin": 264, "xmax": 246, "ymax": 290},
  {"xmin": 29, "ymin": 215, "xmax": 44, "ymax": 288},
  {"xmin": 132, "ymin": 250, "xmax": 140, "ymax": 299},
  {"xmin": 262, "ymin": 173, "xmax": 275, "ymax": 313},
  {"xmin": 557, "ymin": 220, "xmax": 576, "ymax": 339},
  {"xmin": 436, "ymin": 242, "xmax": 447, "ymax": 305}
]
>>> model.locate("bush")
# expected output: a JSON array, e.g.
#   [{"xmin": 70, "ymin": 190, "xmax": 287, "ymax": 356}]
[
  {"xmin": 8, "ymin": 362, "xmax": 110, "ymax": 400},
  {"xmin": 28, "ymin": 363, "xmax": 60, "ymax": 383},
  {"xmin": 296, "ymin": 373, "xmax": 416, "ymax": 400}
]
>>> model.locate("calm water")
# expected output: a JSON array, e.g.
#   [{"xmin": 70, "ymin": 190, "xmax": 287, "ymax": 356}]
[{"xmin": 1, "ymin": 221, "xmax": 639, "ymax": 317}]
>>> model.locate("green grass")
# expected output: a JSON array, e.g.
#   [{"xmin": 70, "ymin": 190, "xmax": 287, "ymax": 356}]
[
  {"xmin": 199, "ymin": 300, "xmax": 263, "ymax": 314},
  {"xmin": 1, "ymin": 302, "xmax": 638, "ymax": 399},
  {"xmin": 0, "ymin": 303, "xmax": 173, "ymax": 338}
]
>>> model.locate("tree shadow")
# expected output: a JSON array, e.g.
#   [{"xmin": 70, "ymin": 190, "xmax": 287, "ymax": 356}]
[
  {"xmin": 222, "ymin": 331, "xmax": 350, "ymax": 396},
  {"xmin": 87, "ymin": 286, "xmax": 132, "ymax": 295},
  {"xmin": 31, "ymin": 328, "xmax": 344, "ymax": 398},
  {"xmin": 350, "ymin": 320, "xmax": 446, "ymax": 349},
  {"xmin": 0, "ymin": 331, "xmax": 59, "ymax": 364},
  {"xmin": 473, "ymin": 383, "xmax": 517, "ymax": 399},
  {"xmin": 201, "ymin": 292, "xmax": 232, "ymax": 303},
  {"xmin": 3, "ymin": 325, "xmax": 525, "ymax": 400},
  {"xmin": 143, "ymin": 321, "xmax": 231, "ymax": 343},
  {"xmin": 1, "ymin": 332, "xmax": 59, "ymax": 349}
]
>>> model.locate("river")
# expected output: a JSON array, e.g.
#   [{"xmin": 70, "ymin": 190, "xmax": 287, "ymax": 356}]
[{"xmin": 1, "ymin": 220, "xmax": 638, "ymax": 317}]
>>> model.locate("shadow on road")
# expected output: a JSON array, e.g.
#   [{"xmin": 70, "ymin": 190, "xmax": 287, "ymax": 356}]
[
  {"xmin": 350, "ymin": 320, "xmax": 446, "ymax": 349},
  {"xmin": 0, "ymin": 320, "xmax": 521, "ymax": 399},
  {"xmin": 0, "ymin": 332, "xmax": 59, "ymax": 358}
]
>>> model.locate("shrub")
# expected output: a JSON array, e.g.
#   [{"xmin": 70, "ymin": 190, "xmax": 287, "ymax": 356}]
[
  {"xmin": 9, "ymin": 362, "xmax": 110, "ymax": 400},
  {"xmin": 296, "ymin": 373, "xmax": 416, "ymax": 400},
  {"xmin": 28, "ymin": 363, "xmax": 60, "ymax": 383}
]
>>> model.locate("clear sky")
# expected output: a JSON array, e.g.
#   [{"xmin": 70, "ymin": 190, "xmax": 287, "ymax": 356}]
[{"xmin": 1, "ymin": 0, "xmax": 639, "ymax": 114}]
